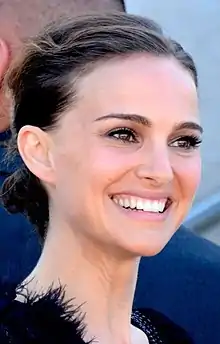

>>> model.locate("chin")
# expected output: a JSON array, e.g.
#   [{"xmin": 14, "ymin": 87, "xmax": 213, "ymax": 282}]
[
  {"xmin": 128, "ymin": 243, "xmax": 168, "ymax": 258},
  {"xmin": 141, "ymin": 243, "xmax": 168, "ymax": 257},
  {"xmin": 120, "ymin": 230, "xmax": 176, "ymax": 258}
]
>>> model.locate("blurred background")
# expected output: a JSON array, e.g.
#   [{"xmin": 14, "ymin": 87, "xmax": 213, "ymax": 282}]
[{"xmin": 125, "ymin": 0, "xmax": 220, "ymax": 245}]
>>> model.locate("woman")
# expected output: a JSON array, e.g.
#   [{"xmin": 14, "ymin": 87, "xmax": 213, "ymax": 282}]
[{"xmin": 0, "ymin": 12, "xmax": 202, "ymax": 344}]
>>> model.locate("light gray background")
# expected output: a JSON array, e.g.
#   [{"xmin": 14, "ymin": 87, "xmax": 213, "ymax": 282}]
[{"xmin": 125, "ymin": 0, "xmax": 220, "ymax": 205}]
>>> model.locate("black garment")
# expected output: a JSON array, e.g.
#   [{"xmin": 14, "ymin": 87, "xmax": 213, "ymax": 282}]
[
  {"xmin": 135, "ymin": 229, "xmax": 220, "ymax": 344},
  {"xmin": 0, "ymin": 131, "xmax": 41, "ymax": 283},
  {"xmin": 0, "ymin": 283, "xmax": 192, "ymax": 344}
]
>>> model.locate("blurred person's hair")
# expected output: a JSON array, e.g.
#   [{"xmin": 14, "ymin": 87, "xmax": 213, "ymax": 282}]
[
  {"xmin": 0, "ymin": 0, "xmax": 126, "ymax": 42},
  {"xmin": 0, "ymin": 0, "xmax": 125, "ymax": 131},
  {"xmin": 1, "ymin": 12, "xmax": 197, "ymax": 239}
]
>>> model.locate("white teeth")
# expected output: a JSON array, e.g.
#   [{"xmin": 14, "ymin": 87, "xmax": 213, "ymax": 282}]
[
  {"xmin": 130, "ymin": 198, "xmax": 136, "ymax": 209},
  {"xmin": 119, "ymin": 199, "xmax": 124, "ymax": 207},
  {"xmin": 143, "ymin": 200, "xmax": 151, "ymax": 212},
  {"xmin": 152, "ymin": 201, "xmax": 159, "ymax": 212},
  {"xmin": 112, "ymin": 196, "xmax": 167, "ymax": 213},
  {"xmin": 158, "ymin": 201, "xmax": 165, "ymax": 212},
  {"xmin": 124, "ymin": 198, "xmax": 130, "ymax": 208},
  {"xmin": 136, "ymin": 199, "xmax": 143, "ymax": 210}
]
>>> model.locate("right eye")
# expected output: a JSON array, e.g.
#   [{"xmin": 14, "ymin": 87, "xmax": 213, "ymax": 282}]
[{"xmin": 106, "ymin": 127, "xmax": 139, "ymax": 143}]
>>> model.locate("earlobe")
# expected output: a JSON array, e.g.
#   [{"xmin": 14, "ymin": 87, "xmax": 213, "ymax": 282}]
[{"xmin": 0, "ymin": 38, "xmax": 10, "ymax": 81}]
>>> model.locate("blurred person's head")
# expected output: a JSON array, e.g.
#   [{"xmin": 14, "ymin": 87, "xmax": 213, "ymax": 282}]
[
  {"xmin": 2, "ymin": 12, "xmax": 202, "ymax": 258},
  {"xmin": 0, "ymin": 0, "xmax": 125, "ymax": 132}
]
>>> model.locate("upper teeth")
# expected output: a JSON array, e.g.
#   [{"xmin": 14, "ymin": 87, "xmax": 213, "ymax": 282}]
[{"xmin": 113, "ymin": 196, "xmax": 167, "ymax": 213}]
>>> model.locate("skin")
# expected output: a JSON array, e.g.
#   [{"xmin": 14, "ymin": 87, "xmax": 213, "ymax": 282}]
[
  {"xmin": 17, "ymin": 54, "xmax": 202, "ymax": 344},
  {"xmin": 0, "ymin": 39, "xmax": 10, "ymax": 132},
  {"xmin": 0, "ymin": 0, "xmax": 125, "ymax": 132}
]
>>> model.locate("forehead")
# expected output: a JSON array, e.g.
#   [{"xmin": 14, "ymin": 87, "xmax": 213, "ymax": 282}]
[{"xmin": 70, "ymin": 54, "xmax": 199, "ymax": 127}]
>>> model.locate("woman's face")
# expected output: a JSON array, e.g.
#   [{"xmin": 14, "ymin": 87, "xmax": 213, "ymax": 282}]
[{"xmin": 50, "ymin": 54, "xmax": 202, "ymax": 257}]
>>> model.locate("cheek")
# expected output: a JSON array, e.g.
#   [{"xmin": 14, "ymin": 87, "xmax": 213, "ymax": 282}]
[
  {"xmin": 54, "ymin": 147, "xmax": 133, "ymax": 202},
  {"xmin": 88, "ymin": 147, "xmax": 136, "ymax": 188},
  {"xmin": 52, "ymin": 150, "xmax": 82, "ymax": 208},
  {"xmin": 176, "ymin": 154, "xmax": 201, "ymax": 199},
  {"xmin": 52, "ymin": 146, "xmax": 135, "ymax": 229}
]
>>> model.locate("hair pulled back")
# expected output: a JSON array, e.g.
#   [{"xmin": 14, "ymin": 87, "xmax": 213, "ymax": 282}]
[{"xmin": 1, "ymin": 12, "xmax": 198, "ymax": 239}]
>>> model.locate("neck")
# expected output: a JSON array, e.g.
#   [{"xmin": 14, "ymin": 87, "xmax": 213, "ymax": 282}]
[{"xmin": 26, "ymin": 222, "xmax": 140, "ymax": 344}]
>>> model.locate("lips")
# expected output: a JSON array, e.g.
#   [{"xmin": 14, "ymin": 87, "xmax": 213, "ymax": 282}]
[{"xmin": 110, "ymin": 194, "xmax": 172, "ymax": 213}]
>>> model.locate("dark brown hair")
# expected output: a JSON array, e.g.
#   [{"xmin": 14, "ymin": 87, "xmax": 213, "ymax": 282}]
[{"xmin": 1, "ymin": 12, "xmax": 198, "ymax": 239}]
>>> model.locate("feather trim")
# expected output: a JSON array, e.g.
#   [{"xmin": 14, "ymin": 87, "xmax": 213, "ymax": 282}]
[
  {"xmin": 0, "ymin": 282, "xmax": 193, "ymax": 344},
  {"xmin": 0, "ymin": 282, "xmax": 91, "ymax": 343}
]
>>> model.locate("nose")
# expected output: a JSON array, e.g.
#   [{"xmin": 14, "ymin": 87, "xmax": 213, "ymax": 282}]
[{"xmin": 135, "ymin": 144, "xmax": 174, "ymax": 186}]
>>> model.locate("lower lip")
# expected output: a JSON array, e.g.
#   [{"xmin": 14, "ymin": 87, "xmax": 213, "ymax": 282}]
[{"xmin": 111, "ymin": 200, "xmax": 172, "ymax": 222}]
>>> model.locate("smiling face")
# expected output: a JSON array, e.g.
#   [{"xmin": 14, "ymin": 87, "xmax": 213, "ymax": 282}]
[{"xmin": 42, "ymin": 54, "xmax": 202, "ymax": 257}]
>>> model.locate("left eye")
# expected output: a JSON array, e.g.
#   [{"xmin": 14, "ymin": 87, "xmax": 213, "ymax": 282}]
[
  {"xmin": 170, "ymin": 135, "xmax": 202, "ymax": 150},
  {"xmin": 107, "ymin": 127, "xmax": 138, "ymax": 143}
]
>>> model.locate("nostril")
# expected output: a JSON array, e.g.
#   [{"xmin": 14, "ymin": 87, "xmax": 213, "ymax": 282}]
[{"xmin": 135, "ymin": 162, "xmax": 173, "ymax": 184}]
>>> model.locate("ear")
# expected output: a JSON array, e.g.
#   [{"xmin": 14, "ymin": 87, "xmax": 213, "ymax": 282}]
[
  {"xmin": 17, "ymin": 125, "xmax": 56, "ymax": 186},
  {"xmin": 0, "ymin": 38, "xmax": 10, "ymax": 81}
]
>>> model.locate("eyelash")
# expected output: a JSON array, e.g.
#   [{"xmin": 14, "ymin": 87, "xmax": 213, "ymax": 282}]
[
  {"xmin": 106, "ymin": 128, "xmax": 202, "ymax": 150},
  {"xmin": 170, "ymin": 135, "xmax": 202, "ymax": 150},
  {"xmin": 106, "ymin": 127, "xmax": 138, "ymax": 143}
]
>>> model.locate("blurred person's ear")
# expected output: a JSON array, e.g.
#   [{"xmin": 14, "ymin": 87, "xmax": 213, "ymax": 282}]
[
  {"xmin": 0, "ymin": 38, "xmax": 10, "ymax": 81},
  {"xmin": 0, "ymin": 38, "xmax": 10, "ymax": 132}
]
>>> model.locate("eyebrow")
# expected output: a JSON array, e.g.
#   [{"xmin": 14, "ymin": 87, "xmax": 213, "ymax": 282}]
[
  {"xmin": 94, "ymin": 113, "xmax": 203, "ymax": 134},
  {"xmin": 95, "ymin": 113, "xmax": 152, "ymax": 126},
  {"xmin": 174, "ymin": 121, "xmax": 203, "ymax": 134}
]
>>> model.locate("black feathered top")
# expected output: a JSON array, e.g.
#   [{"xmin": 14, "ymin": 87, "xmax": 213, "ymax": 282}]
[{"xmin": 0, "ymin": 283, "xmax": 193, "ymax": 343}]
